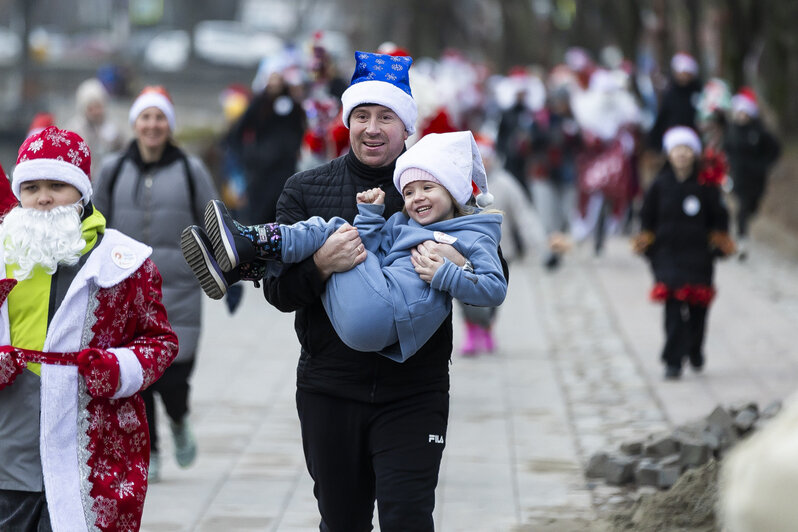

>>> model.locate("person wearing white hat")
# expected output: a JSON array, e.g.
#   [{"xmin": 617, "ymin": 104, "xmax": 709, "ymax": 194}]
[
  {"xmin": 182, "ymin": 130, "xmax": 506, "ymax": 363},
  {"xmin": 633, "ymin": 125, "xmax": 734, "ymax": 380},
  {"xmin": 646, "ymin": 52, "xmax": 703, "ymax": 151},
  {"xmin": 185, "ymin": 49, "xmax": 507, "ymax": 530},
  {"xmin": 0, "ymin": 126, "xmax": 178, "ymax": 531},
  {"xmin": 65, "ymin": 77, "xmax": 125, "ymax": 178},
  {"xmin": 182, "ymin": 67, "xmax": 509, "ymax": 525},
  {"xmin": 93, "ymin": 85, "xmax": 219, "ymax": 483}
]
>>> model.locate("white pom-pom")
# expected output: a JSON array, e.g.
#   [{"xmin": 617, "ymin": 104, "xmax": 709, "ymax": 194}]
[{"xmin": 476, "ymin": 192, "xmax": 494, "ymax": 208}]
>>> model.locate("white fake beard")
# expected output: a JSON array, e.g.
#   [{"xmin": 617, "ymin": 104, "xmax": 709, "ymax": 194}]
[{"xmin": 0, "ymin": 205, "xmax": 85, "ymax": 280}]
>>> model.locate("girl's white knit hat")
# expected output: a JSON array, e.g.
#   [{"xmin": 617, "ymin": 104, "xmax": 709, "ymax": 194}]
[
  {"xmin": 394, "ymin": 131, "xmax": 493, "ymax": 207},
  {"xmin": 663, "ymin": 126, "xmax": 702, "ymax": 155}
]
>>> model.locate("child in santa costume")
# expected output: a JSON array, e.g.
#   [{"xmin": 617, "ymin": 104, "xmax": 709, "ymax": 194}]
[
  {"xmin": 182, "ymin": 131, "xmax": 507, "ymax": 362},
  {"xmin": 0, "ymin": 126, "xmax": 178, "ymax": 531},
  {"xmin": 633, "ymin": 126, "xmax": 734, "ymax": 379}
]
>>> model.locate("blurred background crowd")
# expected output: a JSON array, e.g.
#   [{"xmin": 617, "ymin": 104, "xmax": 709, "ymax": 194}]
[{"xmin": 0, "ymin": 0, "xmax": 791, "ymax": 252}]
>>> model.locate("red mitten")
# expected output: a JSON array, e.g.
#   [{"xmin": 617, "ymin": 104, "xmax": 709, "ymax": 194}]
[
  {"xmin": 0, "ymin": 346, "xmax": 25, "ymax": 391},
  {"xmin": 77, "ymin": 348, "xmax": 120, "ymax": 397}
]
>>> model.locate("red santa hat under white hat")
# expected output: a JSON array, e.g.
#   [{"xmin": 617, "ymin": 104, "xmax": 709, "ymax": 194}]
[
  {"xmin": 662, "ymin": 126, "xmax": 702, "ymax": 155},
  {"xmin": 394, "ymin": 131, "xmax": 493, "ymax": 208},
  {"xmin": 12, "ymin": 126, "xmax": 93, "ymax": 205},
  {"xmin": 129, "ymin": 85, "xmax": 176, "ymax": 131}
]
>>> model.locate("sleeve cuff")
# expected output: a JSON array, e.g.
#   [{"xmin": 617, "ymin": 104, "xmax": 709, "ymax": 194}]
[{"xmin": 108, "ymin": 347, "xmax": 144, "ymax": 399}]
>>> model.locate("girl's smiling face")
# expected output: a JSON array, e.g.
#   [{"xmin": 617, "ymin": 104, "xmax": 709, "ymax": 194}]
[{"xmin": 402, "ymin": 180, "xmax": 455, "ymax": 225}]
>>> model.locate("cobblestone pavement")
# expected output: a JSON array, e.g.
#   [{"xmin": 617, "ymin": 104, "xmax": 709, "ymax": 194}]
[{"xmin": 141, "ymin": 221, "xmax": 798, "ymax": 531}]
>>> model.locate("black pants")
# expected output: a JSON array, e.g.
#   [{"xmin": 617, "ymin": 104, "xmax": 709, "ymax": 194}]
[
  {"xmin": 0, "ymin": 490, "xmax": 52, "ymax": 532},
  {"xmin": 296, "ymin": 389, "xmax": 449, "ymax": 532},
  {"xmin": 661, "ymin": 300, "xmax": 708, "ymax": 369},
  {"xmin": 735, "ymin": 189, "xmax": 763, "ymax": 238},
  {"xmin": 142, "ymin": 358, "xmax": 195, "ymax": 453}
]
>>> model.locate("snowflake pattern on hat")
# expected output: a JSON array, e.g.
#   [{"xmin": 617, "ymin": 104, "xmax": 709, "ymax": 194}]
[
  {"xmin": 342, "ymin": 50, "xmax": 418, "ymax": 134},
  {"xmin": 13, "ymin": 126, "xmax": 93, "ymax": 203},
  {"xmin": 351, "ymin": 51, "xmax": 412, "ymax": 95}
]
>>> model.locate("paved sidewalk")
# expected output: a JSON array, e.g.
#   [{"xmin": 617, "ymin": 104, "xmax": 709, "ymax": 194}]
[{"xmin": 141, "ymin": 223, "xmax": 798, "ymax": 531}]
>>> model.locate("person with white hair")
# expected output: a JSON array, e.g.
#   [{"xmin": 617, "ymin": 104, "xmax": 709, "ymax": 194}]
[{"xmin": 65, "ymin": 78, "xmax": 125, "ymax": 177}]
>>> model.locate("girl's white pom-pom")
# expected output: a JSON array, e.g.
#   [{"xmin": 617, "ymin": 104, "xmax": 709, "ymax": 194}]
[{"xmin": 476, "ymin": 192, "xmax": 494, "ymax": 208}]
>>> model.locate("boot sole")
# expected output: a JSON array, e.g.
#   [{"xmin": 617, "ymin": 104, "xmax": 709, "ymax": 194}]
[
  {"xmin": 204, "ymin": 200, "xmax": 239, "ymax": 272},
  {"xmin": 181, "ymin": 226, "xmax": 227, "ymax": 300}
]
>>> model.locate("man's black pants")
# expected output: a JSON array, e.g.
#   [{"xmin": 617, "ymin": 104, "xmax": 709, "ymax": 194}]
[{"xmin": 297, "ymin": 388, "xmax": 449, "ymax": 532}]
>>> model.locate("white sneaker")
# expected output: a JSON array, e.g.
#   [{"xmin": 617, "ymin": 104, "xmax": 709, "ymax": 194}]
[
  {"xmin": 148, "ymin": 452, "xmax": 161, "ymax": 484},
  {"xmin": 171, "ymin": 418, "xmax": 197, "ymax": 468}
]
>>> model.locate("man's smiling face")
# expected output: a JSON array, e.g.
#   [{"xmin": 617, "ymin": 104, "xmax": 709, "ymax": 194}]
[{"xmin": 348, "ymin": 104, "xmax": 408, "ymax": 168}]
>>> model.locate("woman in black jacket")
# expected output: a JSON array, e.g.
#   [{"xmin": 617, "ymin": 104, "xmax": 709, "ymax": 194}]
[{"xmin": 634, "ymin": 126, "xmax": 734, "ymax": 379}]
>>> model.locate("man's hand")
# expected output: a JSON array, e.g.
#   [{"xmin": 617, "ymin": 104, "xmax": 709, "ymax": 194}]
[
  {"xmin": 411, "ymin": 251, "xmax": 445, "ymax": 283},
  {"xmin": 313, "ymin": 223, "xmax": 367, "ymax": 281},
  {"xmin": 77, "ymin": 348, "xmax": 120, "ymax": 398},
  {"xmin": 356, "ymin": 187, "xmax": 385, "ymax": 205},
  {"xmin": 412, "ymin": 240, "xmax": 465, "ymax": 267},
  {"xmin": 0, "ymin": 346, "xmax": 25, "ymax": 391}
]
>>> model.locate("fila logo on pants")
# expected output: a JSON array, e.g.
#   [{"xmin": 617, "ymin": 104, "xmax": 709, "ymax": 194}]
[{"xmin": 428, "ymin": 434, "xmax": 444, "ymax": 444}]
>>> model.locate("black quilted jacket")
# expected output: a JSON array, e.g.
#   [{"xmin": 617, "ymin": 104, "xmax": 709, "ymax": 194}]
[{"xmin": 263, "ymin": 149, "xmax": 454, "ymax": 403}]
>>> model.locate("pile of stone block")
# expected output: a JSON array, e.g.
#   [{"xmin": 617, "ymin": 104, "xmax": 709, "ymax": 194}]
[{"xmin": 585, "ymin": 400, "xmax": 782, "ymax": 490}]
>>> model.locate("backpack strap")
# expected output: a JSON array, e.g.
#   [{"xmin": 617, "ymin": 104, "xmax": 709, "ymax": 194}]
[{"xmin": 105, "ymin": 151, "xmax": 203, "ymax": 225}]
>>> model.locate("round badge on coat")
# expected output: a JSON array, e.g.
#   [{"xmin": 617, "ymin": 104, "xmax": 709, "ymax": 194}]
[
  {"xmin": 273, "ymin": 95, "xmax": 294, "ymax": 116},
  {"xmin": 433, "ymin": 231, "xmax": 458, "ymax": 245},
  {"xmin": 111, "ymin": 246, "xmax": 137, "ymax": 269},
  {"xmin": 683, "ymin": 195, "xmax": 701, "ymax": 216}
]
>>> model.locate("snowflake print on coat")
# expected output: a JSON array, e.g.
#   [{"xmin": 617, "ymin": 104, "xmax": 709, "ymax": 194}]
[{"xmin": 81, "ymin": 257, "xmax": 177, "ymax": 531}]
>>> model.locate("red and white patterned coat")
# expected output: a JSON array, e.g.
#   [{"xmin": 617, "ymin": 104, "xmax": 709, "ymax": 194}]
[{"xmin": 0, "ymin": 229, "xmax": 178, "ymax": 532}]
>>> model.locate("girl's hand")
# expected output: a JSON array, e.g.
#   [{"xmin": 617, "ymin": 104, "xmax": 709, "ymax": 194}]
[
  {"xmin": 411, "ymin": 251, "xmax": 444, "ymax": 283},
  {"xmin": 356, "ymin": 187, "xmax": 385, "ymax": 205}
]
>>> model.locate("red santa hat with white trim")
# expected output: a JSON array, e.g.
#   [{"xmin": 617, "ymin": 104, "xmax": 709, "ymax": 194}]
[
  {"xmin": 394, "ymin": 131, "xmax": 493, "ymax": 208},
  {"xmin": 12, "ymin": 126, "xmax": 93, "ymax": 205},
  {"xmin": 129, "ymin": 85, "xmax": 176, "ymax": 131},
  {"xmin": 731, "ymin": 87, "xmax": 759, "ymax": 117}
]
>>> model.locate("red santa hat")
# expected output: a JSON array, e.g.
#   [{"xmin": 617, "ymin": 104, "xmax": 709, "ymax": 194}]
[
  {"xmin": 12, "ymin": 126, "xmax": 93, "ymax": 205},
  {"xmin": 394, "ymin": 131, "xmax": 493, "ymax": 207},
  {"xmin": 731, "ymin": 87, "xmax": 759, "ymax": 117},
  {"xmin": 377, "ymin": 41, "xmax": 411, "ymax": 57},
  {"xmin": 663, "ymin": 126, "xmax": 702, "ymax": 155},
  {"xmin": 128, "ymin": 85, "xmax": 176, "ymax": 131},
  {"xmin": 670, "ymin": 52, "xmax": 698, "ymax": 76},
  {"xmin": 27, "ymin": 112, "xmax": 55, "ymax": 138}
]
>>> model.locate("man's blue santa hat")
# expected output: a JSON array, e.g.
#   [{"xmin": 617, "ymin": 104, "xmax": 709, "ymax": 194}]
[{"xmin": 341, "ymin": 51, "xmax": 418, "ymax": 135}]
